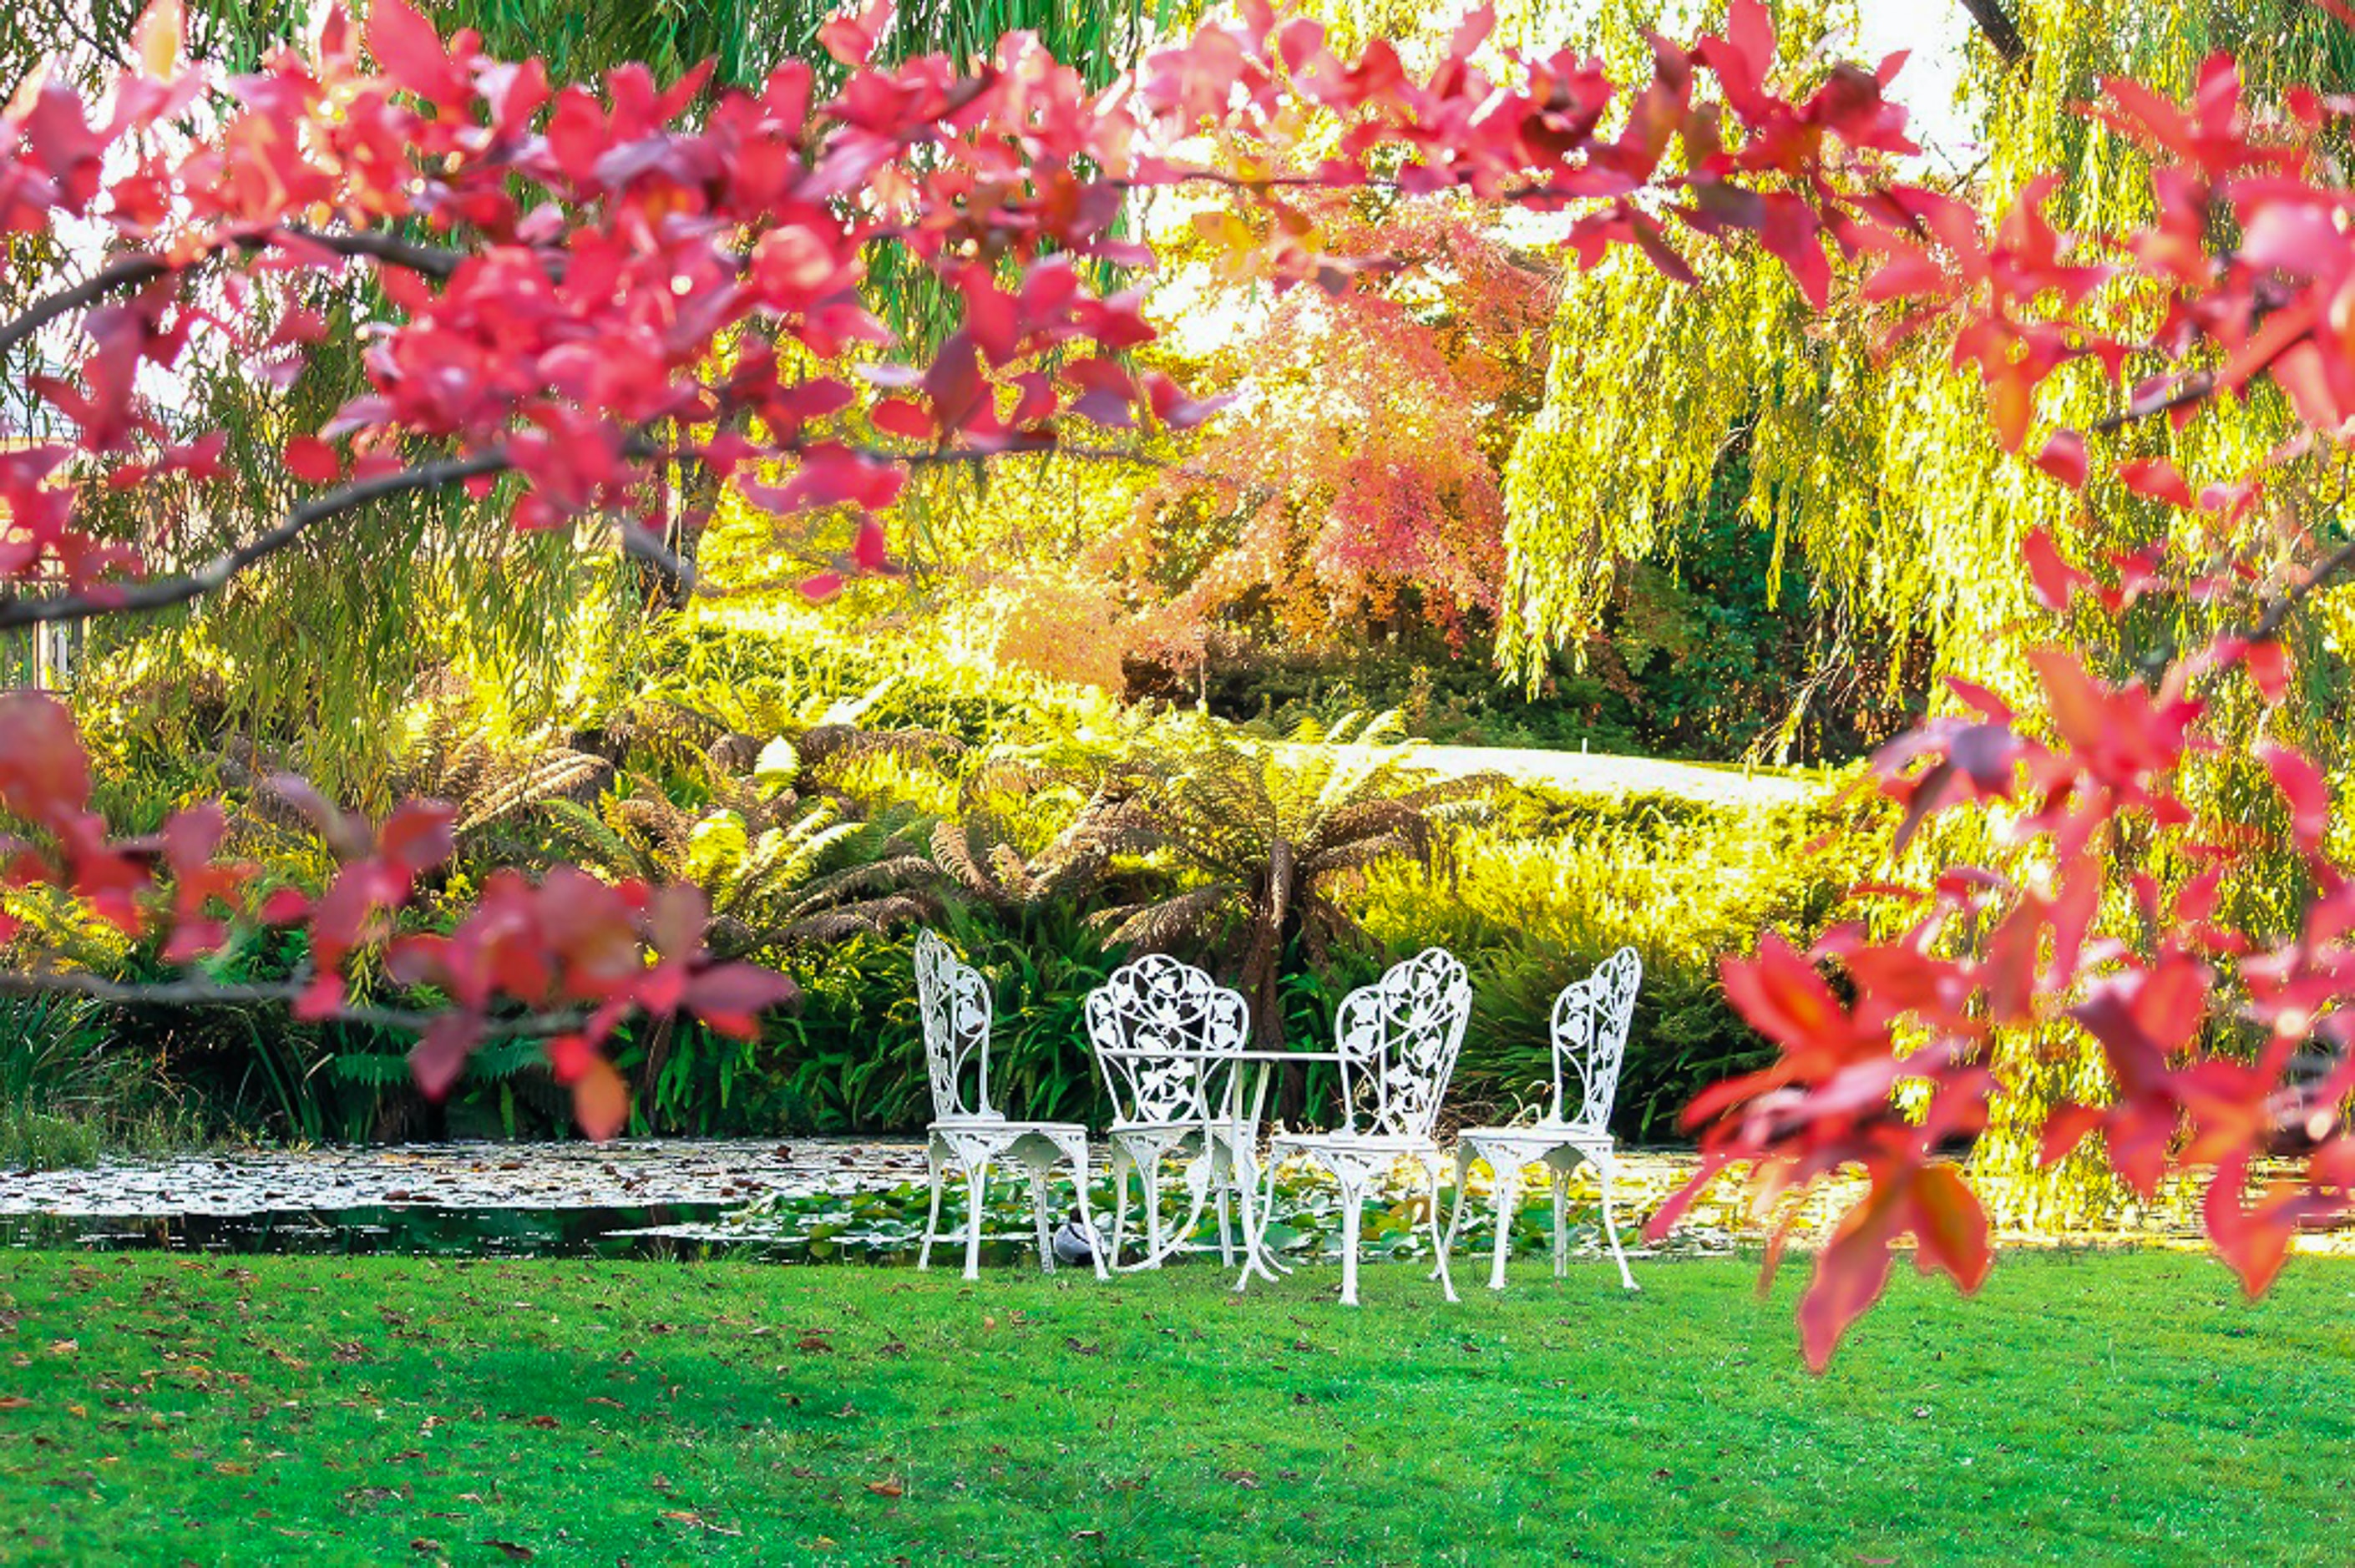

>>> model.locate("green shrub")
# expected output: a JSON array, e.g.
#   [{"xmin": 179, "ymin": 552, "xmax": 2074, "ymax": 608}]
[{"xmin": 0, "ymin": 994, "xmax": 208, "ymax": 1167}]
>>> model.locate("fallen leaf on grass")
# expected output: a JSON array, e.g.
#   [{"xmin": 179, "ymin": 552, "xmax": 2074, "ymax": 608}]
[
  {"xmin": 1221, "ymin": 1469, "xmax": 1261, "ymax": 1490},
  {"xmin": 0, "ymin": 1397, "xmax": 33, "ymax": 1411},
  {"xmin": 1071, "ymin": 1530, "xmax": 1106, "ymax": 1543},
  {"xmin": 865, "ymin": 1478, "xmax": 904, "ymax": 1498},
  {"xmin": 480, "ymin": 1540, "xmax": 534, "ymax": 1561}
]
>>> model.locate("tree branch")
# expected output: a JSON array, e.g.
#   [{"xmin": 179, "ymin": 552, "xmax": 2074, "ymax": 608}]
[
  {"xmin": 0, "ymin": 225, "xmax": 468, "ymax": 361},
  {"xmin": 1958, "ymin": 0, "xmax": 2028, "ymax": 66},
  {"xmin": 0, "ymin": 425, "xmax": 1178, "ymax": 631},
  {"xmin": 2251, "ymin": 535, "xmax": 2355, "ymax": 640},
  {"xmin": 0, "ymin": 451, "xmax": 511, "ymax": 630},
  {"xmin": 0, "ymin": 253, "xmax": 170, "ymax": 360},
  {"xmin": 0, "ymin": 967, "xmax": 582, "ymax": 1040}
]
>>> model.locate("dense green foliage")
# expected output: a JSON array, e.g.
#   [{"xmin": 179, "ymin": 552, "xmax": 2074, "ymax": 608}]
[
  {"xmin": 2, "ymin": 1250, "xmax": 2350, "ymax": 1564},
  {"xmin": 5, "ymin": 612, "xmax": 1851, "ymax": 1152}
]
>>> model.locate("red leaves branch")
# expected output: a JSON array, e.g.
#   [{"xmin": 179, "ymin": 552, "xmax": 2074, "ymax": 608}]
[{"xmin": 0, "ymin": 691, "xmax": 792, "ymax": 1139}]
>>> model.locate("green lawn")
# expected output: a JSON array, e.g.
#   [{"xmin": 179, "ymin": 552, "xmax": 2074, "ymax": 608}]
[{"xmin": 1, "ymin": 1249, "xmax": 2348, "ymax": 1565}]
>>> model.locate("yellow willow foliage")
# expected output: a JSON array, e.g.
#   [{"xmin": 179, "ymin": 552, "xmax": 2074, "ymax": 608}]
[
  {"xmin": 1498, "ymin": 0, "xmax": 2355, "ymax": 1215},
  {"xmin": 1501, "ymin": 0, "xmax": 2355, "ymax": 729}
]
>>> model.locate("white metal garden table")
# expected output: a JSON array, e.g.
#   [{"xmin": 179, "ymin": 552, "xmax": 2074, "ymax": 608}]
[{"xmin": 1225, "ymin": 1045, "xmax": 1345, "ymax": 1286}]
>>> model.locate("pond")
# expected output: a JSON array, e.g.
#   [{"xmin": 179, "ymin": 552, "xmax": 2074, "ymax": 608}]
[
  {"xmin": 0, "ymin": 1137, "xmax": 1708, "ymax": 1268},
  {"xmin": 12, "ymin": 1138, "xmax": 2317, "ymax": 1267},
  {"xmin": 0, "ymin": 1139, "xmax": 930, "ymax": 1262}
]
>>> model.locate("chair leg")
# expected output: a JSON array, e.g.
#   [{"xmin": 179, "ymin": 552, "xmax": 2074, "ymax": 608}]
[
  {"xmin": 1233, "ymin": 1146, "xmax": 1280, "ymax": 1293},
  {"xmin": 960, "ymin": 1156, "xmax": 989, "ymax": 1282},
  {"xmin": 1337, "ymin": 1176, "xmax": 1365, "ymax": 1308},
  {"xmin": 918, "ymin": 1142, "xmax": 945, "ymax": 1272},
  {"xmin": 1552, "ymin": 1168, "xmax": 1569, "ymax": 1281},
  {"xmin": 1028, "ymin": 1166, "xmax": 1055, "ymax": 1274},
  {"xmin": 1427, "ymin": 1158, "xmax": 1458, "ymax": 1304},
  {"xmin": 1214, "ymin": 1176, "xmax": 1235, "ymax": 1268},
  {"xmin": 1072, "ymin": 1139, "xmax": 1110, "ymax": 1282},
  {"xmin": 1597, "ymin": 1151, "xmax": 1638, "ymax": 1292},
  {"xmin": 1487, "ymin": 1161, "xmax": 1519, "ymax": 1292},
  {"xmin": 1107, "ymin": 1144, "xmax": 1132, "ymax": 1267},
  {"xmin": 1142, "ymin": 1149, "xmax": 1166, "ymax": 1268},
  {"xmin": 1434, "ymin": 1144, "xmax": 1473, "ymax": 1282}
]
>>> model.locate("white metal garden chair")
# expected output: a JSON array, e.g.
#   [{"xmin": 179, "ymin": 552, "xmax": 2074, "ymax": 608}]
[
  {"xmin": 1085, "ymin": 953, "xmax": 1252, "ymax": 1270},
  {"xmin": 912, "ymin": 928, "xmax": 1107, "ymax": 1281},
  {"xmin": 1238, "ymin": 947, "xmax": 1471, "ymax": 1307},
  {"xmin": 1441, "ymin": 946, "xmax": 1643, "ymax": 1292}
]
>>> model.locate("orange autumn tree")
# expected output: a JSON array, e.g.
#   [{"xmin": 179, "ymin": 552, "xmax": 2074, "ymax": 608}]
[{"xmin": 1112, "ymin": 195, "xmax": 1553, "ymax": 675}]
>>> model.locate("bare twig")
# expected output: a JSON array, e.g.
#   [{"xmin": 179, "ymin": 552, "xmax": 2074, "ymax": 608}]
[
  {"xmin": 2251, "ymin": 535, "xmax": 2355, "ymax": 641},
  {"xmin": 0, "ymin": 967, "xmax": 582, "ymax": 1040},
  {"xmin": 2091, "ymin": 372, "xmax": 2218, "ymax": 433}
]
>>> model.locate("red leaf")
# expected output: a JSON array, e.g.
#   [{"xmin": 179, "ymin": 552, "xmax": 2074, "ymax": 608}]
[
  {"xmin": 410, "ymin": 1016, "xmax": 480, "ymax": 1100},
  {"xmin": 2242, "ymin": 639, "xmax": 2291, "ymax": 704},
  {"xmin": 283, "ymin": 436, "xmax": 341, "ymax": 485},
  {"xmin": 2032, "ymin": 430, "xmax": 2089, "ymax": 489},
  {"xmin": 2027, "ymin": 648, "xmax": 2111, "ymax": 757},
  {"xmin": 367, "ymin": 0, "xmax": 464, "ymax": 106},
  {"xmin": 571, "ymin": 1055, "xmax": 632, "ymax": 1141},
  {"xmin": 870, "ymin": 398, "xmax": 931, "ymax": 439},
  {"xmin": 1985, "ymin": 367, "xmax": 2034, "ymax": 453},
  {"xmin": 1907, "ymin": 1164, "xmax": 1991, "ymax": 1292},
  {"xmin": 2039, "ymin": 1103, "xmax": 2107, "ymax": 1166},
  {"xmin": 684, "ymin": 964, "xmax": 799, "ymax": 1038},
  {"xmin": 798, "ymin": 571, "xmax": 844, "ymax": 602},
  {"xmin": 2021, "ymin": 529, "xmax": 2088, "ymax": 613},
  {"xmin": 259, "ymin": 886, "xmax": 310, "ymax": 924},
  {"xmin": 1797, "ymin": 1184, "xmax": 1902, "ymax": 1371},
  {"xmin": 2258, "ymin": 742, "xmax": 2329, "ymax": 852},
  {"xmin": 378, "ymin": 802, "xmax": 456, "ymax": 878},
  {"xmin": 850, "ymin": 519, "xmax": 894, "ymax": 574},
  {"xmin": 818, "ymin": 0, "xmax": 893, "ymax": 66},
  {"xmin": 547, "ymin": 1033, "xmax": 595, "ymax": 1085},
  {"xmin": 1720, "ymin": 933, "xmax": 1857, "ymax": 1055},
  {"xmin": 2115, "ymin": 456, "xmax": 2195, "ymax": 508}
]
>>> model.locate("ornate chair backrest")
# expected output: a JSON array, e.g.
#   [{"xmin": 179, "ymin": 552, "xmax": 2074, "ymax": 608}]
[
  {"xmin": 1333, "ymin": 948, "xmax": 1471, "ymax": 1140},
  {"xmin": 1085, "ymin": 953, "xmax": 1249, "ymax": 1129},
  {"xmin": 914, "ymin": 928, "xmax": 995, "ymax": 1120},
  {"xmin": 1552, "ymin": 945, "xmax": 1641, "ymax": 1133}
]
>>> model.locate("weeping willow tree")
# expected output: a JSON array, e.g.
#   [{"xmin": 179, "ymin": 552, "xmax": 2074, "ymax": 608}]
[
  {"xmin": 1503, "ymin": 0, "xmax": 2355, "ymax": 1217},
  {"xmin": 0, "ymin": 0, "xmax": 1157, "ymax": 804},
  {"xmin": 1502, "ymin": 0, "xmax": 2355, "ymax": 742}
]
